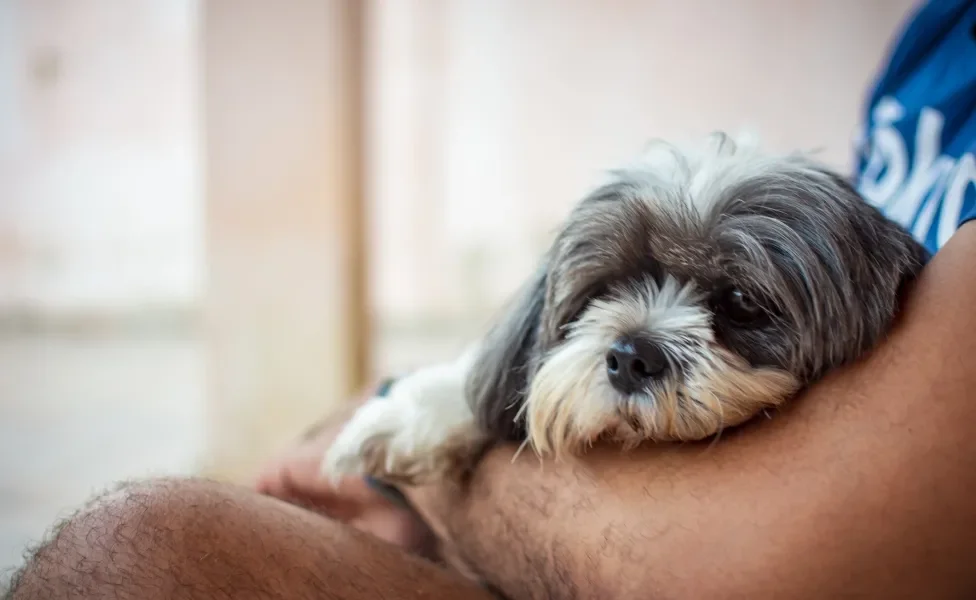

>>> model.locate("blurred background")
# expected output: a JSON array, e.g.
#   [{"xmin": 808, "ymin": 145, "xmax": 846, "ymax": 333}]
[{"xmin": 0, "ymin": 0, "xmax": 916, "ymax": 572}]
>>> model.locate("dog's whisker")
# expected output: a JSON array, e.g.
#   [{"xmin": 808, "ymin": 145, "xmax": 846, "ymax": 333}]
[{"xmin": 511, "ymin": 439, "xmax": 532, "ymax": 463}]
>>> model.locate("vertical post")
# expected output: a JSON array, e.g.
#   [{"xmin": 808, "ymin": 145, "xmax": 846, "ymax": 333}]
[{"xmin": 201, "ymin": 0, "xmax": 368, "ymax": 480}]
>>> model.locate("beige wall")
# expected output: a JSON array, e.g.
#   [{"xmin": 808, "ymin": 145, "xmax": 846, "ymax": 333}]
[
  {"xmin": 0, "ymin": 0, "xmax": 917, "ymax": 339},
  {"xmin": 202, "ymin": 0, "xmax": 368, "ymax": 478},
  {"xmin": 0, "ymin": 0, "xmax": 201, "ymax": 317}
]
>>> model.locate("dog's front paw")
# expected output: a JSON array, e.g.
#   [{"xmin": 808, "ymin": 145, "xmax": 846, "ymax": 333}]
[
  {"xmin": 322, "ymin": 398, "xmax": 423, "ymax": 484},
  {"xmin": 321, "ymin": 387, "xmax": 481, "ymax": 486}
]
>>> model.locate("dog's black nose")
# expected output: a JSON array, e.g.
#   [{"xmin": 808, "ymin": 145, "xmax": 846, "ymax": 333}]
[{"xmin": 605, "ymin": 335, "xmax": 668, "ymax": 394}]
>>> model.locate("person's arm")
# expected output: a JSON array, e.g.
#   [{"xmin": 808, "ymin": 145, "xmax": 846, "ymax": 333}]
[{"xmin": 404, "ymin": 221, "xmax": 976, "ymax": 600}]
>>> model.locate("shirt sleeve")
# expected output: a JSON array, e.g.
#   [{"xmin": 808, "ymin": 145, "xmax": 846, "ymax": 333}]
[{"xmin": 957, "ymin": 179, "xmax": 976, "ymax": 229}]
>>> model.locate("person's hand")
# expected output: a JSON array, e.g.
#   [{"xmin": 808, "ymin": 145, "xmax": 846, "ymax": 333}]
[{"xmin": 253, "ymin": 393, "xmax": 436, "ymax": 555}]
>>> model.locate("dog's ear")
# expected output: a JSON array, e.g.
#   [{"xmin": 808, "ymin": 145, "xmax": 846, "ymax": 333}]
[
  {"xmin": 808, "ymin": 170, "xmax": 930, "ymax": 370},
  {"xmin": 856, "ymin": 188, "xmax": 930, "ymax": 314},
  {"xmin": 465, "ymin": 262, "xmax": 548, "ymax": 441},
  {"xmin": 826, "ymin": 170, "xmax": 929, "ymax": 297}
]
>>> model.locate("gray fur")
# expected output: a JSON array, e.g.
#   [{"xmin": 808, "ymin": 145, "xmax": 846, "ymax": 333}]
[{"xmin": 467, "ymin": 135, "xmax": 928, "ymax": 442}]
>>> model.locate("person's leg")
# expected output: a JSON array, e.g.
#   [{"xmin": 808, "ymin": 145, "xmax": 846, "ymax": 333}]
[{"xmin": 3, "ymin": 477, "xmax": 494, "ymax": 600}]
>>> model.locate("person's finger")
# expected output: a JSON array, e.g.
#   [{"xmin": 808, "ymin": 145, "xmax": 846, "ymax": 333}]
[
  {"xmin": 259, "ymin": 453, "xmax": 388, "ymax": 518},
  {"xmin": 253, "ymin": 460, "xmax": 289, "ymax": 497},
  {"xmin": 254, "ymin": 438, "xmax": 329, "ymax": 496}
]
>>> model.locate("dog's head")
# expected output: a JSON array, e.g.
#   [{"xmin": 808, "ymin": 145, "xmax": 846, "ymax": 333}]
[{"xmin": 466, "ymin": 133, "xmax": 928, "ymax": 456}]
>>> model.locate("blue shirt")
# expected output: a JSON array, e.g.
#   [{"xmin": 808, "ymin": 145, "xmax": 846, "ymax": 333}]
[{"xmin": 855, "ymin": 0, "xmax": 976, "ymax": 255}]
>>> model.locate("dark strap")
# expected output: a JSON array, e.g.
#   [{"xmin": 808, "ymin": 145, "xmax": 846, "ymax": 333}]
[{"xmin": 362, "ymin": 378, "xmax": 413, "ymax": 510}]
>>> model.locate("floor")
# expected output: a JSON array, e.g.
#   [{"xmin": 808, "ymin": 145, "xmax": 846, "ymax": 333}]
[{"xmin": 0, "ymin": 333, "xmax": 206, "ymax": 575}]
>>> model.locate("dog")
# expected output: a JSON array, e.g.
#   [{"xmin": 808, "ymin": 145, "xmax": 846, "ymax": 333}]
[{"xmin": 322, "ymin": 132, "xmax": 929, "ymax": 486}]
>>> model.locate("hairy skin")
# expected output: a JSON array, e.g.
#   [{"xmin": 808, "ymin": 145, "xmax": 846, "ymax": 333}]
[
  {"xmin": 2, "ymin": 478, "xmax": 492, "ymax": 600},
  {"xmin": 6, "ymin": 223, "xmax": 976, "ymax": 600},
  {"xmin": 404, "ymin": 222, "xmax": 976, "ymax": 599}
]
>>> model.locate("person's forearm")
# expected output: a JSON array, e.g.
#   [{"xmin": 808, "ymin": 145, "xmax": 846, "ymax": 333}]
[{"xmin": 407, "ymin": 222, "xmax": 976, "ymax": 600}]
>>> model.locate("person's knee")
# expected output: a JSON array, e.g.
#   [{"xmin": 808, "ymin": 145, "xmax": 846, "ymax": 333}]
[{"xmin": 3, "ymin": 477, "xmax": 224, "ymax": 600}]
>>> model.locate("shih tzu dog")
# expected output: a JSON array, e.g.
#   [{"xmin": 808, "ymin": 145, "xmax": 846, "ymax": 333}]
[{"xmin": 323, "ymin": 132, "xmax": 928, "ymax": 486}]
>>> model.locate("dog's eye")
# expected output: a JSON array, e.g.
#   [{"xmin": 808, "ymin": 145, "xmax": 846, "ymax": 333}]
[{"xmin": 715, "ymin": 287, "xmax": 766, "ymax": 325}]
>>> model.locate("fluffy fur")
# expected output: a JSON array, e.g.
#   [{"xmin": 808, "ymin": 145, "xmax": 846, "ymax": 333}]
[{"xmin": 324, "ymin": 132, "xmax": 928, "ymax": 485}]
